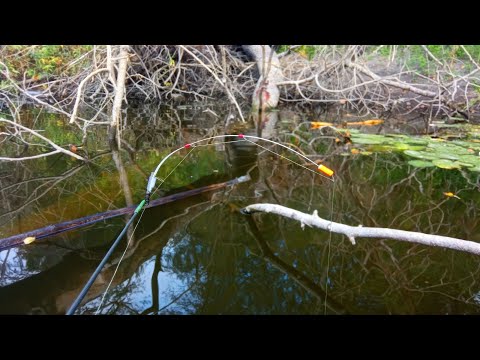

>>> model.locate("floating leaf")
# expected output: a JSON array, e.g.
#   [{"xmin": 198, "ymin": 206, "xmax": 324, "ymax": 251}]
[
  {"xmin": 408, "ymin": 160, "xmax": 435, "ymax": 168},
  {"xmin": 351, "ymin": 134, "xmax": 388, "ymax": 145},
  {"xmin": 403, "ymin": 150, "xmax": 438, "ymax": 161},
  {"xmin": 443, "ymin": 192, "xmax": 461, "ymax": 199},
  {"xmin": 23, "ymin": 237, "xmax": 36, "ymax": 245},
  {"xmin": 347, "ymin": 119, "xmax": 384, "ymax": 126},
  {"xmin": 432, "ymin": 159, "xmax": 461, "ymax": 169},
  {"xmin": 311, "ymin": 121, "xmax": 333, "ymax": 129}
]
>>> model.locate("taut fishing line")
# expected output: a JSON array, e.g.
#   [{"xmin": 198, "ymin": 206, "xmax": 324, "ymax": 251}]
[
  {"xmin": 69, "ymin": 134, "xmax": 336, "ymax": 315},
  {"xmin": 324, "ymin": 179, "xmax": 336, "ymax": 315}
]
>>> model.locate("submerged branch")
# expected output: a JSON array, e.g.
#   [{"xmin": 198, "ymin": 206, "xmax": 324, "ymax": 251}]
[
  {"xmin": 241, "ymin": 203, "xmax": 480, "ymax": 256},
  {"xmin": 0, "ymin": 174, "xmax": 250, "ymax": 251}
]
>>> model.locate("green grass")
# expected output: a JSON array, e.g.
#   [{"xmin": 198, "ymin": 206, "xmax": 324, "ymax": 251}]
[{"xmin": 1, "ymin": 45, "xmax": 93, "ymax": 80}]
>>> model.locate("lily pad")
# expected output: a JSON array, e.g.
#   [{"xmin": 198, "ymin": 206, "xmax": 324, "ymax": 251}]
[
  {"xmin": 408, "ymin": 160, "xmax": 435, "ymax": 168},
  {"xmin": 403, "ymin": 150, "xmax": 438, "ymax": 161},
  {"xmin": 352, "ymin": 134, "xmax": 389, "ymax": 145},
  {"xmin": 432, "ymin": 159, "xmax": 461, "ymax": 169}
]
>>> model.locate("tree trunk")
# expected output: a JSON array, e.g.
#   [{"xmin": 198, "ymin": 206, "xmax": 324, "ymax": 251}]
[
  {"xmin": 108, "ymin": 45, "xmax": 130, "ymax": 144},
  {"xmin": 242, "ymin": 45, "xmax": 283, "ymax": 109}
]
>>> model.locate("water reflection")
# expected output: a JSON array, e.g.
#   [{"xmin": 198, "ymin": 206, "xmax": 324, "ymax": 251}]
[{"xmin": 1, "ymin": 103, "xmax": 480, "ymax": 314}]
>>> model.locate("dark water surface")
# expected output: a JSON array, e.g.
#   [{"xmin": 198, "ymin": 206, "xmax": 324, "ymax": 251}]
[{"xmin": 1, "ymin": 104, "xmax": 480, "ymax": 314}]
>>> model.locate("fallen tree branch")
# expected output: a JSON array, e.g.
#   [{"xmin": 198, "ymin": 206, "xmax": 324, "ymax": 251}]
[
  {"xmin": 0, "ymin": 174, "xmax": 250, "ymax": 251},
  {"xmin": 0, "ymin": 118, "xmax": 86, "ymax": 161},
  {"xmin": 0, "ymin": 150, "xmax": 61, "ymax": 161},
  {"xmin": 241, "ymin": 203, "xmax": 480, "ymax": 256},
  {"xmin": 69, "ymin": 68, "xmax": 110, "ymax": 124}
]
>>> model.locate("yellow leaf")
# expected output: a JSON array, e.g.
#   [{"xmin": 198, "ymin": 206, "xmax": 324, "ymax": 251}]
[
  {"xmin": 311, "ymin": 121, "xmax": 333, "ymax": 129},
  {"xmin": 443, "ymin": 192, "xmax": 461, "ymax": 199},
  {"xmin": 23, "ymin": 237, "xmax": 36, "ymax": 245},
  {"xmin": 347, "ymin": 119, "xmax": 384, "ymax": 126},
  {"xmin": 298, "ymin": 49, "xmax": 308, "ymax": 58}
]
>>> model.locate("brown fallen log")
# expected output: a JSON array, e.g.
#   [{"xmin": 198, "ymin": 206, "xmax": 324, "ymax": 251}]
[{"xmin": 0, "ymin": 174, "xmax": 250, "ymax": 251}]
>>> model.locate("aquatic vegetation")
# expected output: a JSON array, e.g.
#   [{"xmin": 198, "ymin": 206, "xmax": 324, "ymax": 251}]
[{"xmin": 333, "ymin": 126, "xmax": 480, "ymax": 172}]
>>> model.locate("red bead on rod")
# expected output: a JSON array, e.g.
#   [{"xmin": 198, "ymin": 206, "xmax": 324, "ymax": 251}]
[
  {"xmin": 238, "ymin": 134, "xmax": 244, "ymax": 138},
  {"xmin": 184, "ymin": 143, "xmax": 192, "ymax": 149}
]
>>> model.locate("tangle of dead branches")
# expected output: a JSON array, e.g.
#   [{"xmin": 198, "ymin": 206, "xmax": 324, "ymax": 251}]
[
  {"xmin": 1, "ymin": 45, "xmax": 480, "ymax": 162},
  {"xmin": 2, "ymin": 45, "xmax": 480, "ymax": 123}
]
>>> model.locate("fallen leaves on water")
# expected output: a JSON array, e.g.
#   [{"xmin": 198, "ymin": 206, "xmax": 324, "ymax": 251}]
[
  {"xmin": 311, "ymin": 121, "xmax": 333, "ymax": 129},
  {"xmin": 443, "ymin": 192, "xmax": 461, "ymax": 199},
  {"xmin": 311, "ymin": 120, "xmax": 383, "ymax": 129},
  {"xmin": 347, "ymin": 119, "xmax": 384, "ymax": 126}
]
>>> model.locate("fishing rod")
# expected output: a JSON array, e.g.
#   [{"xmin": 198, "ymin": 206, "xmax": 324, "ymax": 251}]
[
  {"xmin": 66, "ymin": 200, "xmax": 145, "ymax": 315},
  {"xmin": 67, "ymin": 133, "xmax": 335, "ymax": 315},
  {"xmin": 145, "ymin": 134, "xmax": 334, "ymax": 204}
]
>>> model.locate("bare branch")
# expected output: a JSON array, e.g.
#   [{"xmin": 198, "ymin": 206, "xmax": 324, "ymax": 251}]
[
  {"xmin": 242, "ymin": 203, "xmax": 480, "ymax": 256},
  {"xmin": 69, "ymin": 68, "xmax": 110, "ymax": 124},
  {"xmin": 178, "ymin": 45, "xmax": 246, "ymax": 121},
  {"xmin": 0, "ymin": 118, "xmax": 86, "ymax": 161}
]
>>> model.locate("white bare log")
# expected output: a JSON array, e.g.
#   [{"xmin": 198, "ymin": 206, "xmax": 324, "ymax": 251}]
[
  {"xmin": 0, "ymin": 118, "xmax": 86, "ymax": 161},
  {"xmin": 242, "ymin": 203, "xmax": 480, "ymax": 256}
]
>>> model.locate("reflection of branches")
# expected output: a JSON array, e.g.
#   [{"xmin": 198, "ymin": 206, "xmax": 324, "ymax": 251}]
[
  {"xmin": 228, "ymin": 141, "xmax": 480, "ymax": 313},
  {"xmin": 0, "ymin": 152, "xmax": 110, "ymax": 223},
  {"xmin": 245, "ymin": 215, "xmax": 347, "ymax": 314},
  {"xmin": 140, "ymin": 254, "xmax": 162, "ymax": 315}
]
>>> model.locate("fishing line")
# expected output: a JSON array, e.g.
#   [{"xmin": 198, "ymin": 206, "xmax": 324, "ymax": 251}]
[
  {"xmin": 70, "ymin": 133, "xmax": 336, "ymax": 315},
  {"xmin": 94, "ymin": 147, "xmax": 195, "ymax": 314},
  {"xmin": 324, "ymin": 178, "xmax": 336, "ymax": 315},
  {"xmin": 95, "ymin": 206, "xmax": 147, "ymax": 314},
  {"xmin": 149, "ymin": 148, "xmax": 195, "ymax": 198},
  {"xmin": 243, "ymin": 138, "xmax": 332, "ymax": 181}
]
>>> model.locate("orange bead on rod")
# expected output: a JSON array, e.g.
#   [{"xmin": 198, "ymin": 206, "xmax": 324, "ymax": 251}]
[{"xmin": 318, "ymin": 164, "xmax": 334, "ymax": 177}]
